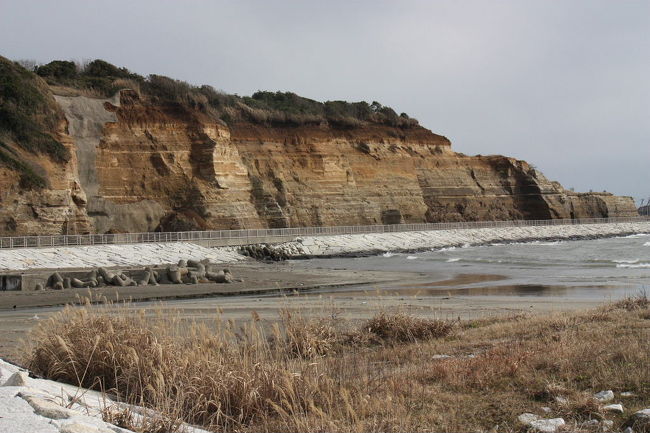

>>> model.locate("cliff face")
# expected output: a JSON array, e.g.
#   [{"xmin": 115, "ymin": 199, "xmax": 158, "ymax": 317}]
[
  {"xmin": 0, "ymin": 126, "xmax": 91, "ymax": 236},
  {"xmin": 0, "ymin": 57, "xmax": 91, "ymax": 236},
  {"xmin": 230, "ymin": 123, "xmax": 638, "ymax": 226},
  {"xmin": 0, "ymin": 88, "xmax": 639, "ymax": 236}
]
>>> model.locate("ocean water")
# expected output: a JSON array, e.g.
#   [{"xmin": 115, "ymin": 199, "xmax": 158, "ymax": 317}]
[{"xmin": 294, "ymin": 233, "xmax": 650, "ymax": 300}]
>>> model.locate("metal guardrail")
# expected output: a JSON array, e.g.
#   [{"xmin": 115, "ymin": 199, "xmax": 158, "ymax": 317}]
[{"xmin": 0, "ymin": 216, "xmax": 648, "ymax": 250}]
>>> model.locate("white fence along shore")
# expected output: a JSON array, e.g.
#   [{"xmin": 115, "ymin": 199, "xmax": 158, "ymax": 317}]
[
  {"xmin": 1, "ymin": 216, "xmax": 648, "ymax": 249},
  {"xmin": 0, "ymin": 218, "xmax": 649, "ymax": 272}
]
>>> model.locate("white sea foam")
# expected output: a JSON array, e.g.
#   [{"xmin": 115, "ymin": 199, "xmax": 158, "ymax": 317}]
[
  {"xmin": 382, "ymin": 252, "xmax": 394, "ymax": 258},
  {"xmin": 446, "ymin": 258, "xmax": 461, "ymax": 263},
  {"xmin": 406, "ymin": 255, "xmax": 418, "ymax": 260},
  {"xmin": 644, "ymin": 242, "xmax": 650, "ymax": 247},
  {"xmin": 613, "ymin": 259, "xmax": 639, "ymax": 264},
  {"xmin": 622, "ymin": 233, "xmax": 650, "ymax": 239},
  {"xmin": 494, "ymin": 240, "xmax": 562, "ymax": 247},
  {"xmin": 616, "ymin": 262, "xmax": 650, "ymax": 268}
]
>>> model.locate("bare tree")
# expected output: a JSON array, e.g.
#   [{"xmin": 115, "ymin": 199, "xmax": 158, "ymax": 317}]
[{"xmin": 15, "ymin": 59, "xmax": 38, "ymax": 71}]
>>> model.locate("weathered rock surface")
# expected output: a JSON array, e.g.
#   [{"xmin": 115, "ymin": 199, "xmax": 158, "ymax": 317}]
[
  {"xmin": 58, "ymin": 423, "xmax": 115, "ymax": 433},
  {"xmin": 0, "ymin": 83, "xmax": 639, "ymax": 236},
  {"xmin": 518, "ymin": 413, "xmax": 540, "ymax": 424},
  {"xmin": 0, "ymin": 358, "xmax": 210, "ymax": 433},
  {"xmin": 603, "ymin": 403, "xmax": 624, "ymax": 414},
  {"xmin": 3, "ymin": 371, "xmax": 29, "ymax": 387},
  {"xmin": 518, "ymin": 413, "xmax": 566, "ymax": 432},
  {"xmin": 0, "ymin": 242, "xmax": 243, "ymax": 272},
  {"xmin": 19, "ymin": 393, "xmax": 79, "ymax": 419},
  {"xmin": 530, "ymin": 418, "xmax": 566, "ymax": 433},
  {"xmin": 595, "ymin": 390, "xmax": 615, "ymax": 402},
  {"xmin": 0, "ymin": 112, "xmax": 91, "ymax": 236},
  {"xmin": 623, "ymin": 409, "xmax": 650, "ymax": 432}
]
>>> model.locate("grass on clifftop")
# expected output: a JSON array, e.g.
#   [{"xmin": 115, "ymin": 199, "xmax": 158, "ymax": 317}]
[
  {"xmin": 0, "ymin": 57, "xmax": 70, "ymax": 188},
  {"xmin": 25, "ymin": 296, "xmax": 650, "ymax": 432},
  {"xmin": 20, "ymin": 57, "xmax": 419, "ymax": 128},
  {"xmin": 0, "ymin": 57, "xmax": 68, "ymax": 162}
]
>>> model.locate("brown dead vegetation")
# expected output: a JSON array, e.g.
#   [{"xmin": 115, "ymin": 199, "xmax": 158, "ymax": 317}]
[{"xmin": 25, "ymin": 296, "xmax": 650, "ymax": 432}]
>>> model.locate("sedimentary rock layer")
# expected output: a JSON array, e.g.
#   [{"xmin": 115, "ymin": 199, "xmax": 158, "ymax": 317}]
[{"xmin": 1, "ymin": 87, "xmax": 639, "ymax": 236}]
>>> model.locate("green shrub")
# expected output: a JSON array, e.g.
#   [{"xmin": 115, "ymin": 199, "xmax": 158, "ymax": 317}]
[
  {"xmin": 0, "ymin": 142, "xmax": 46, "ymax": 190},
  {"xmin": 36, "ymin": 60, "xmax": 78, "ymax": 79},
  {"xmin": 0, "ymin": 58, "xmax": 69, "ymax": 162},
  {"xmin": 7, "ymin": 55, "xmax": 420, "ymax": 131},
  {"xmin": 83, "ymin": 59, "xmax": 132, "ymax": 78}
]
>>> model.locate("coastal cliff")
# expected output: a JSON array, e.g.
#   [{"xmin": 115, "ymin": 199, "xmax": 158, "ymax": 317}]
[{"xmin": 0, "ymin": 57, "xmax": 638, "ymax": 235}]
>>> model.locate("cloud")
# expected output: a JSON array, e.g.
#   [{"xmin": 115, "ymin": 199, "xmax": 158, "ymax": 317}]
[{"xmin": 1, "ymin": 0, "xmax": 648, "ymax": 200}]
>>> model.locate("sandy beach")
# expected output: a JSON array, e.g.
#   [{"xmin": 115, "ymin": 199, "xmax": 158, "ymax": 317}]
[{"xmin": 0, "ymin": 258, "xmax": 620, "ymax": 364}]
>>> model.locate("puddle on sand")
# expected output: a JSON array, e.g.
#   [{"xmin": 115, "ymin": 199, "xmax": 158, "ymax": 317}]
[
  {"xmin": 291, "ymin": 279, "xmax": 625, "ymax": 299},
  {"xmin": 296, "ymin": 283, "xmax": 569, "ymax": 298},
  {"xmin": 397, "ymin": 273, "xmax": 507, "ymax": 288}
]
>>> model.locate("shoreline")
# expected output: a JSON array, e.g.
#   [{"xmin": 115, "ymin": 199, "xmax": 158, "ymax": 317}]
[
  {"xmin": 0, "ymin": 262, "xmax": 414, "ymax": 311},
  {"xmin": 261, "ymin": 222, "xmax": 650, "ymax": 259},
  {"xmin": 1, "ymin": 221, "xmax": 649, "ymax": 272},
  {"xmin": 1, "ymin": 224, "xmax": 647, "ymax": 312},
  {"xmin": 1, "ymin": 230, "xmax": 647, "ymax": 363},
  {"xmin": 274, "ymin": 231, "xmax": 649, "ymax": 260}
]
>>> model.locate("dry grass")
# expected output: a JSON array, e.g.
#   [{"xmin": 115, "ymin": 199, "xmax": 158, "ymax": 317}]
[
  {"xmin": 24, "ymin": 297, "xmax": 650, "ymax": 432},
  {"xmin": 112, "ymin": 78, "xmax": 142, "ymax": 96},
  {"xmin": 609, "ymin": 291, "xmax": 649, "ymax": 311},
  {"xmin": 48, "ymin": 84, "xmax": 109, "ymax": 98},
  {"xmin": 101, "ymin": 405, "xmax": 182, "ymax": 433},
  {"xmin": 359, "ymin": 311, "xmax": 455, "ymax": 344},
  {"xmin": 280, "ymin": 309, "xmax": 339, "ymax": 358}
]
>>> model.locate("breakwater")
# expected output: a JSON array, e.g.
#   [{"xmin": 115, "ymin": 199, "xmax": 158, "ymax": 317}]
[
  {"xmin": 2, "ymin": 220, "xmax": 649, "ymax": 273},
  {"xmin": 257, "ymin": 222, "xmax": 650, "ymax": 260}
]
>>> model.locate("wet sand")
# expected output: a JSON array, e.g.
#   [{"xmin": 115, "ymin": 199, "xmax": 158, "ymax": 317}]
[
  {"xmin": 0, "ymin": 260, "xmax": 617, "ymax": 364},
  {"xmin": 0, "ymin": 261, "xmax": 411, "ymax": 310}
]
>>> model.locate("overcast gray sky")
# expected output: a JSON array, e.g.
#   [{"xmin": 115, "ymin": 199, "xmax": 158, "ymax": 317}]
[{"xmin": 2, "ymin": 1, "xmax": 648, "ymax": 201}]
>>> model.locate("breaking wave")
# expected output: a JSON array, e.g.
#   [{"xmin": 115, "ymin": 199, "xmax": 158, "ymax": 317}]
[{"xmin": 616, "ymin": 262, "xmax": 650, "ymax": 268}]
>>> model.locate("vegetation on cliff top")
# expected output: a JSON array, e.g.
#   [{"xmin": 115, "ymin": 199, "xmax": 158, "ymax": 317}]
[
  {"xmin": 0, "ymin": 56, "xmax": 71, "ymax": 188},
  {"xmin": 24, "ymin": 57, "xmax": 419, "ymax": 128},
  {"xmin": 0, "ymin": 54, "xmax": 419, "ymax": 187}
]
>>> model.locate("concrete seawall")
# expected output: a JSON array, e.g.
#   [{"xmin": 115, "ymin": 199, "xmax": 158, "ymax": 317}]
[
  {"xmin": 2, "ymin": 222, "xmax": 649, "ymax": 283},
  {"xmin": 0, "ymin": 243, "xmax": 243, "ymax": 274},
  {"xmin": 264, "ymin": 222, "xmax": 650, "ymax": 258}
]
